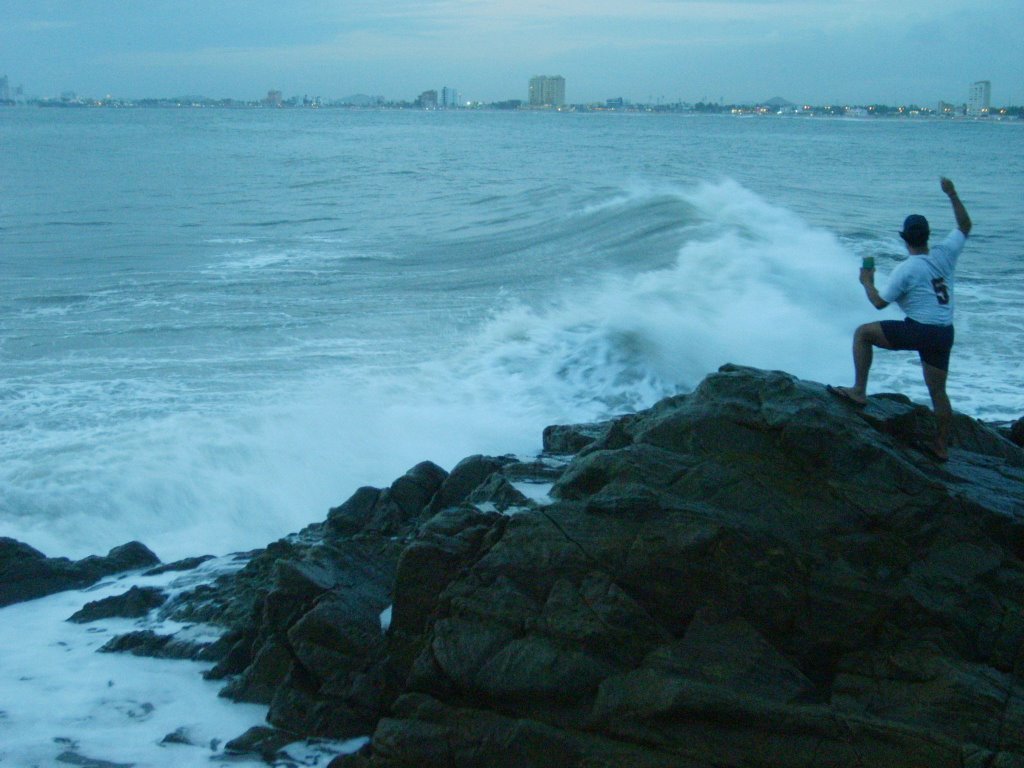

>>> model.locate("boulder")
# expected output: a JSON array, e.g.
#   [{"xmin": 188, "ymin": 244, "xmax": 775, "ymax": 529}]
[
  {"xmin": 355, "ymin": 365, "xmax": 1024, "ymax": 766},
  {"xmin": 67, "ymin": 586, "xmax": 166, "ymax": 623},
  {"xmin": 1011, "ymin": 417, "xmax": 1024, "ymax": 447},
  {"xmin": 542, "ymin": 419, "xmax": 618, "ymax": 455},
  {"xmin": 0, "ymin": 539, "xmax": 159, "ymax": 608},
  {"xmin": 428, "ymin": 454, "xmax": 516, "ymax": 513},
  {"xmin": 92, "ymin": 365, "xmax": 1024, "ymax": 767},
  {"xmin": 327, "ymin": 461, "xmax": 448, "ymax": 536},
  {"xmin": 144, "ymin": 555, "xmax": 215, "ymax": 576},
  {"xmin": 99, "ymin": 629, "xmax": 211, "ymax": 660},
  {"xmin": 224, "ymin": 725, "xmax": 296, "ymax": 762}
]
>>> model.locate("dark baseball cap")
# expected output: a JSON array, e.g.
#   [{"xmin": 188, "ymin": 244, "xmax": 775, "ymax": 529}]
[{"xmin": 899, "ymin": 214, "xmax": 930, "ymax": 244}]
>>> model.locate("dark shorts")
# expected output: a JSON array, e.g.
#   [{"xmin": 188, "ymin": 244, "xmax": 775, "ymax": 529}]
[{"xmin": 880, "ymin": 318, "xmax": 955, "ymax": 371}]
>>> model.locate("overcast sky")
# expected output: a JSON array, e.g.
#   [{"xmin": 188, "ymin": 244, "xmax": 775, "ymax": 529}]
[{"xmin": 2, "ymin": 0, "xmax": 1020, "ymax": 105}]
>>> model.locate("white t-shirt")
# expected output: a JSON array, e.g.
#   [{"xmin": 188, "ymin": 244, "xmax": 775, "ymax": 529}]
[{"xmin": 879, "ymin": 229, "xmax": 967, "ymax": 326}]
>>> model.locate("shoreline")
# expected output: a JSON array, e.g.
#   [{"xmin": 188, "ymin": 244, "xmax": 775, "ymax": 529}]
[{"xmin": 3, "ymin": 365, "xmax": 1023, "ymax": 766}]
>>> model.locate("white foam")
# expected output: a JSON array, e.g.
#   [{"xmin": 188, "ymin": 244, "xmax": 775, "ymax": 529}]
[
  {"xmin": 511, "ymin": 482, "xmax": 554, "ymax": 504},
  {"xmin": 3, "ymin": 180, "xmax": 1020, "ymax": 564},
  {"xmin": 456, "ymin": 180, "xmax": 868, "ymax": 416},
  {"xmin": 0, "ymin": 569, "xmax": 268, "ymax": 767}
]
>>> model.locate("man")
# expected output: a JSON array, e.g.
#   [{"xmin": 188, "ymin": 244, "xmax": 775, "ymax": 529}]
[{"xmin": 830, "ymin": 177, "xmax": 972, "ymax": 461}]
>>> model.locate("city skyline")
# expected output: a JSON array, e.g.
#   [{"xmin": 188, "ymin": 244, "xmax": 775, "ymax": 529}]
[
  {"xmin": 1, "ymin": 1, "xmax": 1021, "ymax": 106},
  {"xmin": 3, "ymin": 75, "xmax": 1018, "ymax": 114}
]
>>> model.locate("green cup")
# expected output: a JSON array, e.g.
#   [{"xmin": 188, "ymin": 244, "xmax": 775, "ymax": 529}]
[{"xmin": 861, "ymin": 256, "xmax": 875, "ymax": 269}]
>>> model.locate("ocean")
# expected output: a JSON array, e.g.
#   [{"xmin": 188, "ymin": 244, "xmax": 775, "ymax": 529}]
[
  {"xmin": 0, "ymin": 106, "xmax": 1022, "ymax": 767},
  {"xmin": 2, "ymin": 108, "xmax": 1022, "ymax": 563}
]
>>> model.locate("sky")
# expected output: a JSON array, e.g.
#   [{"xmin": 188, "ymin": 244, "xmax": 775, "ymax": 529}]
[{"xmin": 2, "ymin": 0, "xmax": 1021, "ymax": 106}]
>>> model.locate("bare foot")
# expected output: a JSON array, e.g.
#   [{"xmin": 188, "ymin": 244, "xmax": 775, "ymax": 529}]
[
  {"xmin": 921, "ymin": 441, "xmax": 949, "ymax": 462},
  {"xmin": 827, "ymin": 385, "xmax": 867, "ymax": 406}
]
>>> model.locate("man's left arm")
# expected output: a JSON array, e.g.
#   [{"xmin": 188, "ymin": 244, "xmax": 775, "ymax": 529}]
[
  {"xmin": 860, "ymin": 268, "xmax": 890, "ymax": 309},
  {"xmin": 941, "ymin": 177, "xmax": 972, "ymax": 235}
]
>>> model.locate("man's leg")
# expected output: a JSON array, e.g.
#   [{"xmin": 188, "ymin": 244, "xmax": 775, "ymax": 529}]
[
  {"xmin": 833, "ymin": 322, "xmax": 893, "ymax": 403},
  {"xmin": 922, "ymin": 362, "xmax": 952, "ymax": 460}
]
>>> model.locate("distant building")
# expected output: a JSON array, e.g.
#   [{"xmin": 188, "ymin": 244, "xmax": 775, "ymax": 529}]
[
  {"xmin": 440, "ymin": 86, "xmax": 460, "ymax": 108},
  {"xmin": 418, "ymin": 90, "xmax": 438, "ymax": 109},
  {"xmin": 337, "ymin": 94, "xmax": 384, "ymax": 107},
  {"xmin": 968, "ymin": 81, "xmax": 991, "ymax": 115},
  {"xmin": 0, "ymin": 75, "xmax": 10, "ymax": 102},
  {"xmin": 762, "ymin": 96, "xmax": 796, "ymax": 112},
  {"xmin": 528, "ymin": 75, "xmax": 566, "ymax": 107},
  {"xmin": 937, "ymin": 101, "xmax": 957, "ymax": 116},
  {"xmin": 263, "ymin": 90, "xmax": 283, "ymax": 107},
  {"xmin": 606, "ymin": 97, "xmax": 625, "ymax": 108}
]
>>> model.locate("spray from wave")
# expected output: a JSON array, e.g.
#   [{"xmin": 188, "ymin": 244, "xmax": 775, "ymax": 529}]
[
  {"xmin": 0, "ymin": 181, "xmax": 870, "ymax": 560},
  {"xmin": 456, "ymin": 180, "xmax": 867, "ymax": 412}
]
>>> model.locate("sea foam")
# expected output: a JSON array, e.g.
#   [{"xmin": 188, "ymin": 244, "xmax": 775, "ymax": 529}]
[{"xmin": 1, "ymin": 181, "xmax": 1015, "ymax": 562}]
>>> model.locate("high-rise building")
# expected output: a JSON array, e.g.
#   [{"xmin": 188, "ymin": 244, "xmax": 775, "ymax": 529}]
[
  {"xmin": 967, "ymin": 81, "xmax": 991, "ymax": 115},
  {"xmin": 528, "ymin": 76, "xmax": 566, "ymax": 107},
  {"xmin": 440, "ymin": 86, "xmax": 461, "ymax": 108}
]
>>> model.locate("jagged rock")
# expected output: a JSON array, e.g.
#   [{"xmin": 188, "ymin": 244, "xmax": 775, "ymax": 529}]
[
  {"xmin": 0, "ymin": 539, "xmax": 159, "ymax": 608},
  {"xmin": 67, "ymin": 586, "xmax": 166, "ymax": 623},
  {"xmin": 389, "ymin": 506, "xmax": 505, "ymax": 679},
  {"xmin": 122, "ymin": 365, "xmax": 1024, "ymax": 767},
  {"xmin": 542, "ymin": 419, "xmax": 617, "ymax": 455},
  {"xmin": 160, "ymin": 727, "xmax": 196, "ymax": 745},
  {"xmin": 144, "ymin": 555, "xmax": 215, "ymax": 576},
  {"xmin": 1011, "ymin": 417, "xmax": 1024, "ymax": 447},
  {"xmin": 53, "ymin": 751, "xmax": 133, "ymax": 768},
  {"xmin": 264, "ymin": 589, "xmax": 390, "ymax": 736},
  {"xmin": 98, "ymin": 629, "xmax": 210, "ymax": 659},
  {"xmin": 327, "ymin": 461, "xmax": 448, "ymax": 536},
  {"xmin": 500, "ymin": 457, "xmax": 568, "ymax": 482},
  {"xmin": 429, "ymin": 454, "xmax": 516, "ymax": 513},
  {"xmin": 466, "ymin": 474, "xmax": 532, "ymax": 512},
  {"xmin": 329, "ymin": 742, "xmax": 373, "ymax": 768},
  {"xmin": 223, "ymin": 725, "xmax": 296, "ymax": 761},
  {"xmin": 186, "ymin": 505, "xmax": 405, "ymax": 737},
  {"xmin": 352, "ymin": 365, "xmax": 1024, "ymax": 766}
]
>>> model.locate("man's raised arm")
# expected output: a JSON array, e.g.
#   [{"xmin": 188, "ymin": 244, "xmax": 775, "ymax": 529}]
[{"xmin": 941, "ymin": 177, "xmax": 972, "ymax": 235}]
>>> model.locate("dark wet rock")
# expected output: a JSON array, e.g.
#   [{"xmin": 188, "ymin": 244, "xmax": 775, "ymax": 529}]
[
  {"xmin": 67, "ymin": 586, "xmax": 166, "ymax": 623},
  {"xmin": 428, "ymin": 454, "xmax": 516, "ymax": 514},
  {"xmin": 0, "ymin": 539, "xmax": 159, "ymax": 608},
  {"xmin": 54, "ymin": 750, "xmax": 133, "ymax": 768},
  {"xmin": 162, "ymin": 546, "xmax": 281, "ymax": 629},
  {"xmin": 223, "ymin": 725, "xmax": 296, "ymax": 761},
  {"xmin": 215, "ymin": 541, "xmax": 398, "ymax": 712},
  {"xmin": 143, "ymin": 555, "xmax": 215, "ymax": 576},
  {"xmin": 327, "ymin": 461, "xmax": 448, "ymax": 537},
  {"xmin": 328, "ymin": 742, "xmax": 373, "ymax": 768},
  {"xmin": 350, "ymin": 365, "xmax": 1024, "ymax": 767},
  {"xmin": 159, "ymin": 727, "xmax": 196, "ymax": 746},
  {"xmin": 389, "ymin": 506, "xmax": 506, "ymax": 679},
  {"xmin": 98, "ymin": 629, "xmax": 211, "ymax": 660},
  {"xmin": 500, "ymin": 457, "xmax": 568, "ymax": 482},
  {"xmin": 1011, "ymin": 417, "xmax": 1024, "ymax": 447},
  {"xmin": 542, "ymin": 419, "xmax": 617, "ymax": 455},
  {"xmin": 466, "ymin": 474, "xmax": 532, "ymax": 512},
  {"xmin": 105, "ymin": 365, "xmax": 1024, "ymax": 767}
]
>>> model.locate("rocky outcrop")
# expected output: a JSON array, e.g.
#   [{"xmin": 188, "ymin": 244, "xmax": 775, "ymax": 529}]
[
  {"xmin": 352, "ymin": 365, "xmax": 1024, "ymax": 767},
  {"xmin": 67, "ymin": 586, "xmax": 166, "ymax": 623},
  {"xmin": 1011, "ymin": 417, "xmax": 1024, "ymax": 448},
  {"xmin": 0, "ymin": 539, "xmax": 159, "ymax": 608},
  {"xmin": 103, "ymin": 365, "xmax": 1024, "ymax": 766}
]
